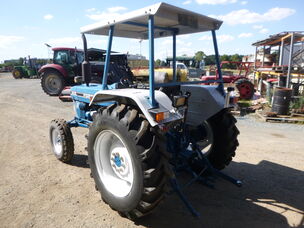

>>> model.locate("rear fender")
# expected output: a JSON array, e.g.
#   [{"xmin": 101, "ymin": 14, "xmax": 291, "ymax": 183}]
[
  {"xmin": 180, "ymin": 85, "xmax": 226, "ymax": 126},
  {"xmin": 38, "ymin": 64, "xmax": 68, "ymax": 77},
  {"xmin": 89, "ymin": 88, "xmax": 180, "ymax": 127}
]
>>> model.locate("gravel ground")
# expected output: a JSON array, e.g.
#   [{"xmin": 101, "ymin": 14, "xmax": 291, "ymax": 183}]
[{"xmin": 0, "ymin": 72, "xmax": 303, "ymax": 228}]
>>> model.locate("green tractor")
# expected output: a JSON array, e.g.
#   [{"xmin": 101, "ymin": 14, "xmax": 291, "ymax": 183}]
[{"xmin": 12, "ymin": 56, "xmax": 40, "ymax": 79}]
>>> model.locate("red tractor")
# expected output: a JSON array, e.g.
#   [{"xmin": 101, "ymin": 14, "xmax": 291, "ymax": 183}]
[
  {"xmin": 201, "ymin": 61, "xmax": 255, "ymax": 100},
  {"xmin": 39, "ymin": 47, "xmax": 132, "ymax": 96},
  {"xmin": 39, "ymin": 47, "xmax": 84, "ymax": 96}
]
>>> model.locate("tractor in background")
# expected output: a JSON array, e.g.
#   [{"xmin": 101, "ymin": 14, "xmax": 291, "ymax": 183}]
[
  {"xmin": 49, "ymin": 3, "xmax": 241, "ymax": 220},
  {"xmin": 39, "ymin": 47, "xmax": 132, "ymax": 96},
  {"xmin": 201, "ymin": 61, "xmax": 255, "ymax": 100},
  {"xmin": 12, "ymin": 56, "xmax": 40, "ymax": 79}
]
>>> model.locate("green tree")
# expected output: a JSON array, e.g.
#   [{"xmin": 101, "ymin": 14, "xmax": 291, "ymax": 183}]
[
  {"xmin": 18, "ymin": 57, "xmax": 24, "ymax": 66},
  {"xmin": 230, "ymin": 54, "xmax": 242, "ymax": 62},
  {"xmin": 155, "ymin": 59, "xmax": 161, "ymax": 67},
  {"xmin": 194, "ymin": 51, "xmax": 206, "ymax": 62},
  {"xmin": 204, "ymin": 55, "xmax": 215, "ymax": 65},
  {"xmin": 160, "ymin": 60, "xmax": 167, "ymax": 66}
]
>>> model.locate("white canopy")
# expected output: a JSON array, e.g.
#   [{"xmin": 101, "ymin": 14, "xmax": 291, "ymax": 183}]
[{"xmin": 81, "ymin": 2, "xmax": 222, "ymax": 39}]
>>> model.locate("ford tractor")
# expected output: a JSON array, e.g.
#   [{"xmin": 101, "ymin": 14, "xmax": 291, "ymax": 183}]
[{"xmin": 49, "ymin": 2, "xmax": 241, "ymax": 219}]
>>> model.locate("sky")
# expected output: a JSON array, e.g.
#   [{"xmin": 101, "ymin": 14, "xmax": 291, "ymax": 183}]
[{"xmin": 0, "ymin": 0, "xmax": 302, "ymax": 62}]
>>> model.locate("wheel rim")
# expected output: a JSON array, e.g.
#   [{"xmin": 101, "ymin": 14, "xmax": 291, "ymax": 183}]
[
  {"xmin": 51, "ymin": 128, "xmax": 63, "ymax": 157},
  {"xmin": 94, "ymin": 130, "xmax": 134, "ymax": 197},
  {"xmin": 14, "ymin": 70, "xmax": 21, "ymax": 78},
  {"xmin": 45, "ymin": 74, "xmax": 62, "ymax": 93},
  {"xmin": 197, "ymin": 121, "xmax": 214, "ymax": 156}
]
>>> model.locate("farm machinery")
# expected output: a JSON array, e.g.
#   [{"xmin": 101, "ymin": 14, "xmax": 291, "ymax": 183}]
[
  {"xmin": 12, "ymin": 56, "xmax": 40, "ymax": 79},
  {"xmin": 49, "ymin": 3, "xmax": 241, "ymax": 219},
  {"xmin": 202, "ymin": 61, "xmax": 255, "ymax": 100},
  {"xmin": 39, "ymin": 47, "xmax": 132, "ymax": 96}
]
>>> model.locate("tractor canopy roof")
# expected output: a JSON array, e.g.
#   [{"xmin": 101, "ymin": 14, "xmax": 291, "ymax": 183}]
[
  {"xmin": 80, "ymin": 2, "xmax": 222, "ymax": 39},
  {"xmin": 52, "ymin": 47, "xmax": 83, "ymax": 52}
]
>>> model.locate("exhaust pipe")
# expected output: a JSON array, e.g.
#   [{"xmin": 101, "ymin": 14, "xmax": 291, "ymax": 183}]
[{"xmin": 82, "ymin": 33, "xmax": 91, "ymax": 86}]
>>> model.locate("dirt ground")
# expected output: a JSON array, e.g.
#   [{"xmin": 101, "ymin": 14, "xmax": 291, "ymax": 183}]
[{"xmin": 0, "ymin": 72, "xmax": 303, "ymax": 228}]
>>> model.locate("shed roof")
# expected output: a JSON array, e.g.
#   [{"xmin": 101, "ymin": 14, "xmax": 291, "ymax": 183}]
[
  {"xmin": 252, "ymin": 31, "xmax": 304, "ymax": 47},
  {"xmin": 80, "ymin": 2, "xmax": 222, "ymax": 39}
]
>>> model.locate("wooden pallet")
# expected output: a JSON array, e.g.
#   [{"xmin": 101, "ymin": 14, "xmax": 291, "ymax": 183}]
[{"xmin": 256, "ymin": 111, "xmax": 304, "ymax": 123}]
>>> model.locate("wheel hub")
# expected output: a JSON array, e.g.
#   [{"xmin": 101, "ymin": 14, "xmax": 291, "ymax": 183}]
[
  {"xmin": 110, "ymin": 149, "xmax": 129, "ymax": 177},
  {"xmin": 45, "ymin": 74, "xmax": 62, "ymax": 93}
]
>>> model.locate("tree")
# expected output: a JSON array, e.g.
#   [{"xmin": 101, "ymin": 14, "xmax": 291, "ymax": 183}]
[
  {"xmin": 18, "ymin": 57, "xmax": 24, "ymax": 66},
  {"xmin": 194, "ymin": 51, "xmax": 206, "ymax": 62},
  {"xmin": 204, "ymin": 55, "xmax": 215, "ymax": 65},
  {"xmin": 160, "ymin": 60, "xmax": 167, "ymax": 66},
  {"xmin": 230, "ymin": 54, "xmax": 242, "ymax": 62},
  {"xmin": 155, "ymin": 59, "xmax": 161, "ymax": 67}
]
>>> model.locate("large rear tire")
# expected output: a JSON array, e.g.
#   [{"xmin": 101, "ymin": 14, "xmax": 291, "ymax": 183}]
[
  {"xmin": 41, "ymin": 70, "xmax": 65, "ymax": 96},
  {"xmin": 88, "ymin": 104, "xmax": 169, "ymax": 219},
  {"xmin": 191, "ymin": 109, "xmax": 239, "ymax": 170}
]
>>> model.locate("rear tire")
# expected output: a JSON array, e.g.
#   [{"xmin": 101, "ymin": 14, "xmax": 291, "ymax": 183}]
[
  {"xmin": 191, "ymin": 109, "xmax": 239, "ymax": 170},
  {"xmin": 41, "ymin": 70, "xmax": 65, "ymax": 96},
  {"xmin": 88, "ymin": 104, "xmax": 169, "ymax": 219},
  {"xmin": 49, "ymin": 119, "xmax": 74, "ymax": 163}
]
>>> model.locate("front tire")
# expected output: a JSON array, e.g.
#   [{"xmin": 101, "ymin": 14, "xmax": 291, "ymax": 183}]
[
  {"xmin": 49, "ymin": 119, "xmax": 74, "ymax": 163},
  {"xmin": 41, "ymin": 70, "xmax": 65, "ymax": 96},
  {"xmin": 88, "ymin": 104, "xmax": 169, "ymax": 219},
  {"xmin": 12, "ymin": 69, "xmax": 22, "ymax": 79}
]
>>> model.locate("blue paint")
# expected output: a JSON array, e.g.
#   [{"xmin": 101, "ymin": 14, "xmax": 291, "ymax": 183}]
[
  {"xmin": 68, "ymin": 117, "xmax": 91, "ymax": 128},
  {"xmin": 114, "ymin": 155, "xmax": 122, "ymax": 167},
  {"xmin": 211, "ymin": 30, "xmax": 225, "ymax": 95},
  {"xmin": 102, "ymin": 25, "xmax": 115, "ymax": 90},
  {"xmin": 148, "ymin": 15, "xmax": 158, "ymax": 108},
  {"xmin": 172, "ymin": 31, "xmax": 177, "ymax": 82}
]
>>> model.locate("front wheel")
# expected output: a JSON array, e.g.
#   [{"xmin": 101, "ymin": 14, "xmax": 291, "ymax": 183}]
[
  {"xmin": 49, "ymin": 119, "xmax": 74, "ymax": 163},
  {"xmin": 88, "ymin": 104, "xmax": 169, "ymax": 219},
  {"xmin": 41, "ymin": 70, "xmax": 65, "ymax": 96},
  {"xmin": 12, "ymin": 69, "xmax": 22, "ymax": 79}
]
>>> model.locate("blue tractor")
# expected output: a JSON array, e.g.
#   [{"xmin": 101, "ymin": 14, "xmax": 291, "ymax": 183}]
[{"xmin": 49, "ymin": 2, "xmax": 241, "ymax": 219}]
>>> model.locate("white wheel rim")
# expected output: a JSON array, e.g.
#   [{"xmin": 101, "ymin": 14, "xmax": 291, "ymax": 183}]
[
  {"xmin": 94, "ymin": 130, "xmax": 134, "ymax": 197},
  {"xmin": 45, "ymin": 74, "xmax": 62, "ymax": 93},
  {"xmin": 51, "ymin": 128, "xmax": 63, "ymax": 157}
]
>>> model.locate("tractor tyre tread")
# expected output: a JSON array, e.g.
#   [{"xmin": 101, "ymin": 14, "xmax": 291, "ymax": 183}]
[
  {"xmin": 49, "ymin": 119, "xmax": 74, "ymax": 163},
  {"xmin": 88, "ymin": 104, "xmax": 169, "ymax": 220},
  {"xmin": 207, "ymin": 109, "xmax": 240, "ymax": 170}
]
